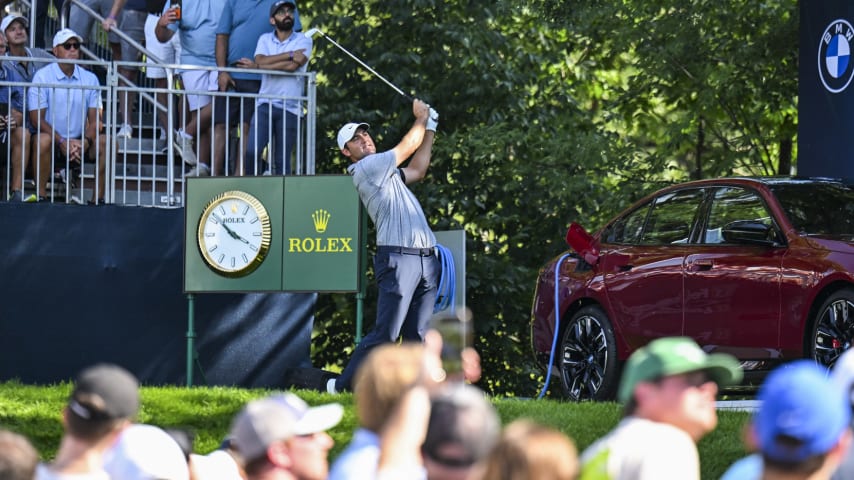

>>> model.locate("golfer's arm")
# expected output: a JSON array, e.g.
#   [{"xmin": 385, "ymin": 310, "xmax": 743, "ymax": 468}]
[
  {"xmin": 400, "ymin": 130, "xmax": 433, "ymax": 184},
  {"xmin": 391, "ymin": 118, "xmax": 427, "ymax": 167}
]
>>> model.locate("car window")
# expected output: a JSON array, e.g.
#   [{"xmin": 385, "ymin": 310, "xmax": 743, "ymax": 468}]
[
  {"xmin": 602, "ymin": 203, "xmax": 650, "ymax": 245},
  {"xmin": 639, "ymin": 189, "xmax": 704, "ymax": 245},
  {"xmin": 770, "ymin": 183, "xmax": 854, "ymax": 237},
  {"xmin": 703, "ymin": 187, "xmax": 773, "ymax": 244}
]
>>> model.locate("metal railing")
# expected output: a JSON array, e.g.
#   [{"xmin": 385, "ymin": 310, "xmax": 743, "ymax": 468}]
[{"xmin": 0, "ymin": 0, "xmax": 318, "ymax": 207}]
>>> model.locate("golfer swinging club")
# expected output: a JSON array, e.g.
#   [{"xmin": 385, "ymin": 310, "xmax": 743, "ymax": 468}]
[{"xmin": 328, "ymin": 99, "xmax": 440, "ymax": 393}]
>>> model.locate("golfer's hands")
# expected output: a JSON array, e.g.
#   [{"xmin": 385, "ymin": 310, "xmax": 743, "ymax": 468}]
[
  {"xmin": 426, "ymin": 108, "xmax": 439, "ymax": 132},
  {"xmin": 413, "ymin": 99, "xmax": 430, "ymax": 121}
]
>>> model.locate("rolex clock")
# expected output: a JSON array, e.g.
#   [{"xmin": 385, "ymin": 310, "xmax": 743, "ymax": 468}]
[{"xmin": 197, "ymin": 190, "xmax": 272, "ymax": 277}]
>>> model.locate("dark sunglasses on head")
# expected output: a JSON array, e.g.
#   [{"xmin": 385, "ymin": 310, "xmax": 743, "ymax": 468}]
[{"xmin": 61, "ymin": 42, "xmax": 81, "ymax": 50}]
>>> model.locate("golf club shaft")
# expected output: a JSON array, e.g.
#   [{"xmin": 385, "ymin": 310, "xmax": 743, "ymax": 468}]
[{"xmin": 316, "ymin": 31, "xmax": 413, "ymax": 101}]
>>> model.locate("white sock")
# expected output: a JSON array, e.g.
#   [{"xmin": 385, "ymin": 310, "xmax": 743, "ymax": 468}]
[{"xmin": 177, "ymin": 129, "xmax": 193, "ymax": 139}]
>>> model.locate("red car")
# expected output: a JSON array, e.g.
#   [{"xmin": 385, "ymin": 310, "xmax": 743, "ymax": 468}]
[{"xmin": 531, "ymin": 177, "xmax": 854, "ymax": 400}]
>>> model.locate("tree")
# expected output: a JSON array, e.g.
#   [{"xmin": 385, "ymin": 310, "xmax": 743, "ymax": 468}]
[{"xmin": 305, "ymin": 0, "xmax": 799, "ymax": 396}]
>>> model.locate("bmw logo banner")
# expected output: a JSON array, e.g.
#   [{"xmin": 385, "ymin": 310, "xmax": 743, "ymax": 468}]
[{"xmin": 800, "ymin": 1, "xmax": 854, "ymax": 177}]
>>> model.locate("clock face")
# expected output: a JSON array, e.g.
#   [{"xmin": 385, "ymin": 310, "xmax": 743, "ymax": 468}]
[{"xmin": 197, "ymin": 190, "xmax": 272, "ymax": 277}]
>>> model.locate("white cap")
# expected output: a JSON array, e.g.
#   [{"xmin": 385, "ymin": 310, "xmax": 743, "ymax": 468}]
[
  {"xmin": 337, "ymin": 122, "xmax": 369, "ymax": 150},
  {"xmin": 53, "ymin": 28, "xmax": 82, "ymax": 48},
  {"xmin": 0, "ymin": 15, "xmax": 25, "ymax": 33},
  {"xmin": 103, "ymin": 424, "xmax": 190, "ymax": 480},
  {"xmin": 230, "ymin": 393, "xmax": 343, "ymax": 462},
  {"xmin": 189, "ymin": 451, "xmax": 243, "ymax": 480}
]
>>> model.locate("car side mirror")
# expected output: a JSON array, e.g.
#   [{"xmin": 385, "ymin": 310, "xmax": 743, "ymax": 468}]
[
  {"xmin": 721, "ymin": 220, "xmax": 778, "ymax": 247},
  {"xmin": 566, "ymin": 222, "xmax": 600, "ymax": 265}
]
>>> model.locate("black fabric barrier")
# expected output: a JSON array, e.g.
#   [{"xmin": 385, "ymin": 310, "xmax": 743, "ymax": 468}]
[{"xmin": 0, "ymin": 203, "xmax": 316, "ymax": 387}]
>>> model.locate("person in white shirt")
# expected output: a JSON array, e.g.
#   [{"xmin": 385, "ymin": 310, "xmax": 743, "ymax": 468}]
[{"xmin": 579, "ymin": 337, "xmax": 742, "ymax": 480}]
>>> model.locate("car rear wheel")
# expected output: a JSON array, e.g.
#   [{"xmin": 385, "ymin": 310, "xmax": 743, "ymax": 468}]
[
  {"xmin": 559, "ymin": 305, "xmax": 619, "ymax": 401},
  {"xmin": 810, "ymin": 288, "xmax": 854, "ymax": 367}
]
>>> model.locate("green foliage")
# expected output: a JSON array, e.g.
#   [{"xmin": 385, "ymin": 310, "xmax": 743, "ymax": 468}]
[
  {"xmin": 301, "ymin": 0, "xmax": 798, "ymax": 396},
  {"xmin": 0, "ymin": 383, "xmax": 751, "ymax": 479}
]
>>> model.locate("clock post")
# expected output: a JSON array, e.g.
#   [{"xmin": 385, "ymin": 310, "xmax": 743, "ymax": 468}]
[{"xmin": 183, "ymin": 176, "xmax": 361, "ymax": 385}]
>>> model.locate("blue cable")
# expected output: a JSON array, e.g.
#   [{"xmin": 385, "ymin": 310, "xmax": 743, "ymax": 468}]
[
  {"xmin": 434, "ymin": 244, "xmax": 455, "ymax": 313},
  {"xmin": 536, "ymin": 253, "xmax": 572, "ymax": 399}
]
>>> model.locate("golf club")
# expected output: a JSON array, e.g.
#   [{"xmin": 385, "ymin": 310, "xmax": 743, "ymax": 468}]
[{"xmin": 305, "ymin": 27, "xmax": 414, "ymax": 101}]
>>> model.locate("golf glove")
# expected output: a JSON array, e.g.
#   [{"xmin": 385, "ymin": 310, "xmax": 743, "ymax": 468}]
[{"xmin": 426, "ymin": 108, "xmax": 439, "ymax": 132}]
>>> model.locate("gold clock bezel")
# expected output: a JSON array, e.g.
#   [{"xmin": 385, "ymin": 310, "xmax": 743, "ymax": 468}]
[{"xmin": 197, "ymin": 190, "xmax": 272, "ymax": 278}]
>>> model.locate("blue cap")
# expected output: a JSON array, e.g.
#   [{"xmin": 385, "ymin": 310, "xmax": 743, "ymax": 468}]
[{"xmin": 755, "ymin": 360, "xmax": 850, "ymax": 462}]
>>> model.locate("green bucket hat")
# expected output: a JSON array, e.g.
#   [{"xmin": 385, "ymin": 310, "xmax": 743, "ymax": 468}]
[{"xmin": 617, "ymin": 337, "xmax": 743, "ymax": 403}]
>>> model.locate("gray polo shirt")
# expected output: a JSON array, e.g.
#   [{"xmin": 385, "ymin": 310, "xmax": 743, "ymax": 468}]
[{"xmin": 348, "ymin": 150, "xmax": 436, "ymax": 248}]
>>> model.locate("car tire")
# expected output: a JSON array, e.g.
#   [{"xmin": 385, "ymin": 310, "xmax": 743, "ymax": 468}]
[
  {"xmin": 809, "ymin": 287, "xmax": 854, "ymax": 368},
  {"xmin": 559, "ymin": 305, "xmax": 619, "ymax": 401}
]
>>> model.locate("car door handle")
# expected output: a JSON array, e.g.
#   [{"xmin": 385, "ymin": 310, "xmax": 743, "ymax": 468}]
[{"xmin": 688, "ymin": 260, "xmax": 714, "ymax": 272}]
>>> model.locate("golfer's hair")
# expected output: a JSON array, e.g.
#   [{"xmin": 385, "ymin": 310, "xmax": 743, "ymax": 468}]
[{"xmin": 480, "ymin": 420, "xmax": 579, "ymax": 480}]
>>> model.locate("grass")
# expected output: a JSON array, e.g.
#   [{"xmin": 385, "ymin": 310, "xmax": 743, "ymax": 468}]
[{"xmin": 0, "ymin": 382, "xmax": 752, "ymax": 479}]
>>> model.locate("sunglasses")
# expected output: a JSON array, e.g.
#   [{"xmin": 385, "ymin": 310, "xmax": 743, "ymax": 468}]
[{"xmin": 61, "ymin": 42, "xmax": 81, "ymax": 50}]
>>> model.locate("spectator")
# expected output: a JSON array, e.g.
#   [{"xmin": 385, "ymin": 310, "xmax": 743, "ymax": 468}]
[
  {"xmin": 0, "ymin": 31, "xmax": 32, "ymax": 202},
  {"xmin": 832, "ymin": 349, "xmax": 854, "ymax": 480},
  {"xmin": 3, "ymin": 14, "xmax": 54, "ymax": 82},
  {"xmin": 229, "ymin": 392, "xmax": 343, "ymax": 480},
  {"xmin": 112, "ymin": 0, "xmax": 183, "ymax": 145},
  {"xmin": 579, "ymin": 336, "xmax": 742, "ymax": 480},
  {"xmin": 328, "ymin": 99, "xmax": 439, "ymax": 393},
  {"xmin": 756, "ymin": 361, "xmax": 850, "ymax": 479},
  {"xmin": 103, "ymin": 424, "xmax": 190, "ymax": 480},
  {"xmin": 214, "ymin": 0, "xmax": 304, "ymax": 176},
  {"xmin": 35, "ymin": 363, "xmax": 140, "ymax": 480},
  {"xmin": 329, "ymin": 343, "xmax": 427, "ymax": 480},
  {"xmin": 155, "ymin": 0, "xmax": 227, "ymax": 176},
  {"xmin": 102, "ymin": 0, "xmax": 148, "ymax": 138},
  {"xmin": 68, "ymin": 0, "xmax": 121, "ymax": 63},
  {"xmin": 29, "ymin": 28, "xmax": 110, "ymax": 204},
  {"xmin": 480, "ymin": 420, "xmax": 578, "ymax": 480},
  {"xmin": 721, "ymin": 350, "xmax": 854, "ymax": 480},
  {"xmin": 0, "ymin": 429, "xmax": 38, "ymax": 480},
  {"xmin": 33, "ymin": 0, "xmax": 64, "ymax": 49},
  {"xmin": 243, "ymin": 0, "xmax": 311, "ymax": 176},
  {"xmin": 421, "ymin": 383, "xmax": 501, "ymax": 480}
]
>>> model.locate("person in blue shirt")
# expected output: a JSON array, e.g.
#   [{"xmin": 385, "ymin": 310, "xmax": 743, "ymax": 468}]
[
  {"xmin": 29, "ymin": 29, "xmax": 110, "ymax": 204},
  {"xmin": 0, "ymin": 31, "xmax": 32, "ymax": 202},
  {"xmin": 214, "ymin": 0, "xmax": 303, "ymax": 176}
]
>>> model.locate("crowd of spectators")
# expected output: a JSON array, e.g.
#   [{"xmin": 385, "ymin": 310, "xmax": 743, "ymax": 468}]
[
  {"xmin": 5, "ymin": 335, "xmax": 854, "ymax": 479},
  {"xmin": 1, "ymin": 0, "xmax": 311, "ymax": 204}
]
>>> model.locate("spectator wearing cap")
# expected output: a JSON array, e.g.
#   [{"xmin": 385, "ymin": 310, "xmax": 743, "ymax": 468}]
[
  {"xmin": 0, "ymin": 29, "xmax": 32, "ymax": 203},
  {"xmin": 579, "ymin": 336, "xmax": 743, "ymax": 480},
  {"xmin": 720, "ymin": 355, "xmax": 854, "ymax": 480},
  {"xmin": 241, "ymin": 0, "xmax": 311, "ymax": 176},
  {"xmin": 29, "ymin": 28, "xmax": 110, "ymax": 204},
  {"xmin": 35, "ymin": 363, "xmax": 140, "ymax": 480},
  {"xmin": 2, "ymin": 14, "xmax": 54, "ymax": 82},
  {"xmin": 721, "ymin": 360, "xmax": 852, "ymax": 480},
  {"xmin": 481, "ymin": 420, "xmax": 579, "ymax": 480},
  {"xmin": 0, "ymin": 429, "xmax": 38, "ymax": 480},
  {"xmin": 421, "ymin": 384, "xmax": 501, "ymax": 480},
  {"xmin": 229, "ymin": 392, "xmax": 343, "ymax": 480},
  {"xmin": 215, "ymin": 0, "xmax": 304, "ymax": 176}
]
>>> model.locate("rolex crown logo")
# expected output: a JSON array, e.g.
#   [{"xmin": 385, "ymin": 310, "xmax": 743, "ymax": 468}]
[
  {"xmin": 231, "ymin": 202, "xmax": 238, "ymax": 213},
  {"xmin": 312, "ymin": 209, "xmax": 331, "ymax": 233}
]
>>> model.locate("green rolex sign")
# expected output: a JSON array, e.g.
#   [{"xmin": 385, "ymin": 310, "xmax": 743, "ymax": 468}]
[
  {"xmin": 185, "ymin": 175, "xmax": 361, "ymax": 293},
  {"xmin": 282, "ymin": 176, "xmax": 360, "ymax": 292}
]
